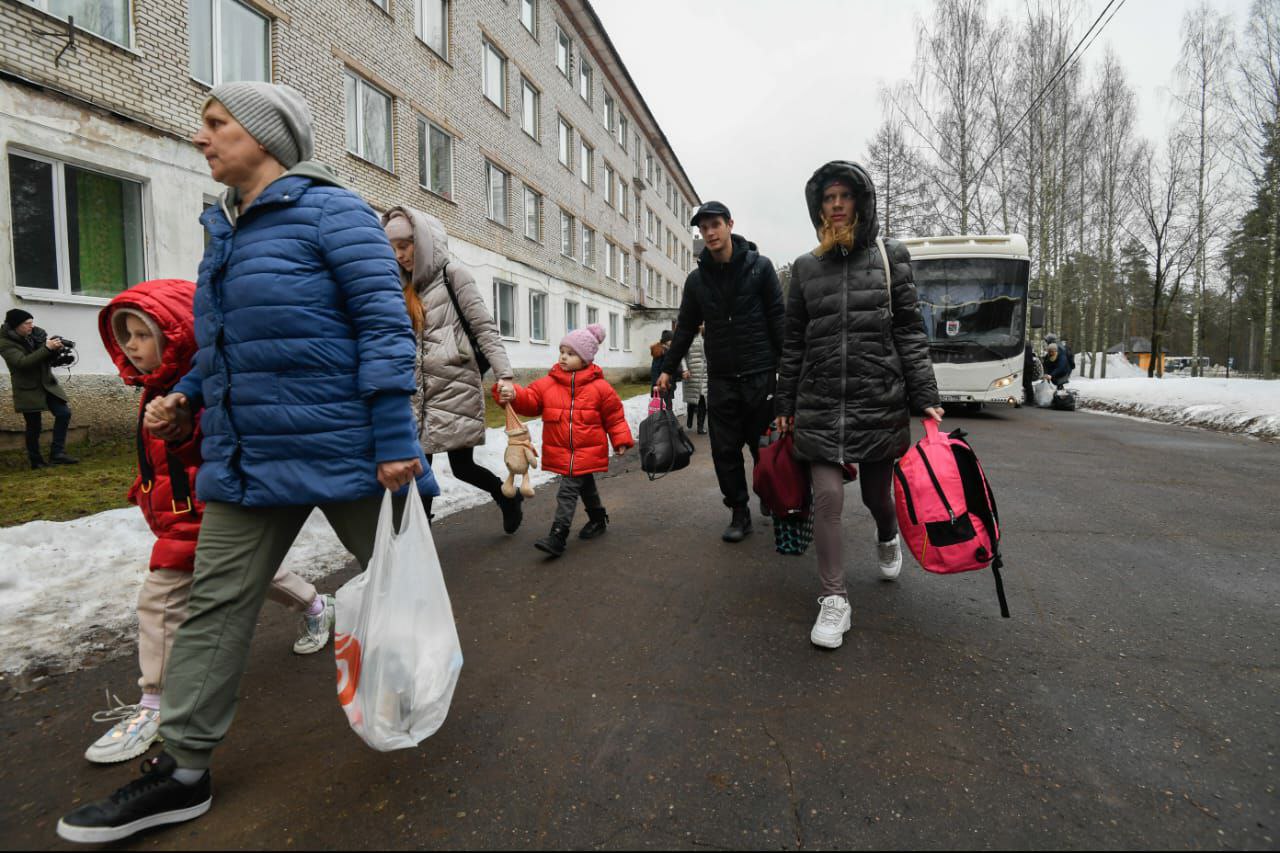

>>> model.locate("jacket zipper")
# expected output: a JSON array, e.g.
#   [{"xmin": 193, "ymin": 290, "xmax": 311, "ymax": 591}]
[
  {"xmin": 568, "ymin": 371, "xmax": 576, "ymax": 477},
  {"xmin": 839, "ymin": 251, "xmax": 849, "ymax": 464}
]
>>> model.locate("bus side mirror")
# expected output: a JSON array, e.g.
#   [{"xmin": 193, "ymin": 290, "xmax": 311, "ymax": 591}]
[{"xmin": 1029, "ymin": 305, "xmax": 1045, "ymax": 329}]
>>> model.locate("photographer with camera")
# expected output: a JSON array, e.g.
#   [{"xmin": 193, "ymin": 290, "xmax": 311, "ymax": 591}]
[{"xmin": 2, "ymin": 308, "xmax": 78, "ymax": 469}]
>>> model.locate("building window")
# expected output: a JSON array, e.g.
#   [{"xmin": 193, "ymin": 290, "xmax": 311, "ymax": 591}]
[
  {"xmin": 578, "ymin": 59, "xmax": 592, "ymax": 104},
  {"xmin": 618, "ymin": 176, "xmax": 629, "ymax": 218},
  {"xmin": 189, "ymin": 0, "xmax": 269, "ymax": 86},
  {"xmin": 529, "ymin": 290, "xmax": 547, "ymax": 342},
  {"xmin": 25, "ymin": 0, "xmax": 131, "ymax": 46},
  {"xmin": 604, "ymin": 163, "xmax": 615, "ymax": 207},
  {"xmin": 604, "ymin": 242, "xmax": 615, "ymax": 280},
  {"xmin": 558, "ymin": 118, "xmax": 572, "ymax": 168},
  {"xmin": 485, "ymin": 161, "xmax": 508, "ymax": 225},
  {"xmin": 556, "ymin": 26, "xmax": 571, "ymax": 78},
  {"xmin": 604, "ymin": 93, "xmax": 616, "ymax": 132},
  {"xmin": 344, "ymin": 71, "xmax": 393, "ymax": 170},
  {"xmin": 494, "ymin": 279, "xmax": 517, "ymax": 339},
  {"xmin": 417, "ymin": 119, "xmax": 453, "ymax": 199},
  {"xmin": 560, "ymin": 209, "xmax": 574, "ymax": 258},
  {"xmin": 414, "ymin": 0, "xmax": 448, "ymax": 57},
  {"xmin": 620, "ymin": 250, "xmax": 630, "ymax": 285},
  {"xmin": 520, "ymin": 0, "xmax": 535, "ymax": 36},
  {"xmin": 578, "ymin": 140, "xmax": 592, "ymax": 187},
  {"xmin": 523, "ymin": 184, "xmax": 541, "ymax": 241},
  {"xmin": 623, "ymin": 318, "xmax": 631, "ymax": 351},
  {"xmin": 564, "ymin": 300, "xmax": 579, "ymax": 332},
  {"xmin": 520, "ymin": 77, "xmax": 539, "ymax": 139},
  {"xmin": 587, "ymin": 306, "xmax": 599, "ymax": 326},
  {"xmin": 581, "ymin": 224, "xmax": 595, "ymax": 269},
  {"xmin": 8, "ymin": 152, "xmax": 145, "ymax": 299},
  {"xmin": 482, "ymin": 40, "xmax": 507, "ymax": 109},
  {"xmin": 608, "ymin": 313, "xmax": 619, "ymax": 349},
  {"xmin": 619, "ymin": 114, "xmax": 629, "ymax": 151}
]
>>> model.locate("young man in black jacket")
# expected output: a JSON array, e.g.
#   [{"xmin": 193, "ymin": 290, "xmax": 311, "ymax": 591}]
[{"xmin": 656, "ymin": 202, "xmax": 784, "ymax": 542}]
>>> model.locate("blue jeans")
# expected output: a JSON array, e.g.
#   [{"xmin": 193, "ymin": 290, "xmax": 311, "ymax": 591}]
[{"xmin": 23, "ymin": 393, "xmax": 71, "ymax": 461}]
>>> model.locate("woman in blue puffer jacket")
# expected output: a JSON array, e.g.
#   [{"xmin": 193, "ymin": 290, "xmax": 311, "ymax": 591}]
[{"xmin": 57, "ymin": 82, "xmax": 438, "ymax": 845}]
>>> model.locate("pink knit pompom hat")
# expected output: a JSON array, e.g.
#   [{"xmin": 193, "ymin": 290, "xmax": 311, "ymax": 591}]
[{"xmin": 561, "ymin": 323, "xmax": 606, "ymax": 364}]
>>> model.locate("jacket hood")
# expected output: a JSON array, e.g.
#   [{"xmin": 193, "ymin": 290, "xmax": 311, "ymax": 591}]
[
  {"xmin": 98, "ymin": 279, "xmax": 198, "ymax": 392},
  {"xmin": 218, "ymin": 160, "xmax": 346, "ymax": 224},
  {"xmin": 697, "ymin": 233, "xmax": 758, "ymax": 269},
  {"xmin": 381, "ymin": 205, "xmax": 450, "ymax": 291},
  {"xmin": 804, "ymin": 160, "xmax": 879, "ymax": 250},
  {"xmin": 548, "ymin": 362, "xmax": 604, "ymax": 386}
]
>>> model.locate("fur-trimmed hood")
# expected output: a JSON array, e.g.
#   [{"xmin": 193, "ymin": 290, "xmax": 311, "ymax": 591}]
[
  {"xmin": 804, "ymin": 160, "xmax": 880, "ymax": 250},
  {"xmin": 382, "ymin": 204, "xmax": 451, "ymax": 292}
]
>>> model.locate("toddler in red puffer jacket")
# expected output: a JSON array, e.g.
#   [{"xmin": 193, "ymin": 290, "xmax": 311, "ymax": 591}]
[
  {"xmin": 496, "ymin": 323, "xmax": 633, "ymax": 558},
  {"xmin": 85, "ymin": 280, "xmax": 333, "ymax": 767}
]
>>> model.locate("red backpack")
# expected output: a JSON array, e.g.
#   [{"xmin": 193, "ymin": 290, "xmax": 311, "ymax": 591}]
[{"xmin": 893, "ymin": 420, "xmax": 1009, "ymax": 617}]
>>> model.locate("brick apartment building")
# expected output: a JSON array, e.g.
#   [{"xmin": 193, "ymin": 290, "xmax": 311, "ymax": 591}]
[{"xmin": 0, "ymin": 0, "xmax": 699, "ymax": 422}]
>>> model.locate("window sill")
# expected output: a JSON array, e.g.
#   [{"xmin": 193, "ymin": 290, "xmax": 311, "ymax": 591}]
[
  {"xmin": 524, "ymin": 234, "xmax": 542, "ymax": 245},
  {"xmin": 416, "ymin": 38, "xmax": 451, "ymax": 67},
  {"xmin": 501, "ymin": 336, "xmax": 521, "ymax": 343},
  {"xmin": 14, "ymin": 289, "xmax": 112, "ymax": 308},
  {"xmin": 483, "ymin": 97, "xmax": 509, "ymax": 119},
  {"xmin": 488, "ymin": 218, "xmax": 513, "ymax": 231},
  {"xmin": 419, "ymin": 185, "xmax": 458, "ymax": 206},
  {"xmin": 346, "ymin": 151, "xmax": 396, "ymax": 177},
  {"xmin": 522, "ymin": 129, "xmax": 541, "ymax": 145},
  {"xmin": 530, "ymin": 338, "xmax": 549, "ymax": 345}
]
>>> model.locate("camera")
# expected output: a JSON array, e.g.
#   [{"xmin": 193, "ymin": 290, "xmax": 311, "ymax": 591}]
[{"xmin": 49, "ymin": 335, "xmax": 77, "ymax": 367}]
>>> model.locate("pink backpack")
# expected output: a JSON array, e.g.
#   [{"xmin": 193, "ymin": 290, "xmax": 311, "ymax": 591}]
[{"xmin": 893, "ymin": 420, "xmax": 1009, "ymax": 617}]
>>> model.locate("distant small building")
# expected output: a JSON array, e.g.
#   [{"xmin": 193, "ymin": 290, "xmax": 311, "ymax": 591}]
[{"xmin": 1107, "ymin": 337, "xmax": 1165, "ymax": 372}]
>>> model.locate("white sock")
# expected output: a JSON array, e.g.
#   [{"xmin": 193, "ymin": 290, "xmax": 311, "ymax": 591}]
[
  {"xmin": 139, "ymin": 693, "xmax": 161, "ymax": 712},
  {"xmin": 172, "ymin": 767, "xmax": 205, "ymax": 785}
]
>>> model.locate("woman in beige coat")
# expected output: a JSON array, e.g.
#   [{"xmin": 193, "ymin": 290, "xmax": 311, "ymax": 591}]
[{"xmin": 383, "ymin": 206, "xmax": 522, "ymax": 532}]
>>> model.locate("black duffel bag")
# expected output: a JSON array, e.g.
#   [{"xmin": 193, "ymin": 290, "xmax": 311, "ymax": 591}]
[
  {"xmin": 1051, "ymin": 386, "xmax": 1078, "ymax": 411},
  {"xmin": 639, "ymin": 394, "xmax": 695, "ymax": 481}
]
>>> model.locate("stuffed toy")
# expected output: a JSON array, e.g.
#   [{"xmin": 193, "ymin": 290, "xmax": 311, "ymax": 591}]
[{"xmin": 501, "ymin": 403, "xmax": 538, "ymax": 498}]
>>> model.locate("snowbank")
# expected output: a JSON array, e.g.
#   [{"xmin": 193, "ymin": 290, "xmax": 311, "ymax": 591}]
[
  {"xmin": 1, "ymin": 392, "xmax": 665, "ymax": 676},
  {"xmin": 1074, "ymin": 352, "xmax": 1148, "ymax": 378},
  {"xmin": 1070, "ymin": 375, "xmax": 1280, "ymax": 441}
]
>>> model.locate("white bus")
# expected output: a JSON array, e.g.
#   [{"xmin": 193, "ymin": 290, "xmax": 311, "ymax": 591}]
[{"xmin": 902, "ymin": 234, "xmax": 1034, "ymax": 409}]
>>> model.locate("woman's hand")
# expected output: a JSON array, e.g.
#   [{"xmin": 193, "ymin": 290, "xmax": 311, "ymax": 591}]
[
  {"xmin": 144, "ymin": 393, "xmax": 194, "ymax": 442},
  {"xmin": 497, "ymin": 380, "xmax": 516, "ymax": 404},
  {"xmin": 774, "ymin": 415, "xmax": 794, "ymax": 434},
  {"xmin": 378, "ymin": 457, "xmax": 423, "ymax": 491},
  {"xmin": 923, "ymin": 406, "xmax": 945, "ymax": 423},
  {"xmin": 614, "ymin": 444, "xmax": 632, "ymax": 457}
]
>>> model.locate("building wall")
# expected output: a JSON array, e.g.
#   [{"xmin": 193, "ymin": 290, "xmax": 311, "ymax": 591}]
[{"xmin": 1, "ymin": 0, "xmax": 700, "ymax": 438}]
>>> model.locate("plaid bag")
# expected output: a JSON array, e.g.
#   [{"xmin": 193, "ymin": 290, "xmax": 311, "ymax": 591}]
[{"xmin": 773, "ymin": 508, "xmax": 815, "ymax": 556}]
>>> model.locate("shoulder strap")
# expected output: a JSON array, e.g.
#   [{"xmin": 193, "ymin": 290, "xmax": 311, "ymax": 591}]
[{"xmin": 875, "ymin": 236, "xmax": 893, "ymax": 319}]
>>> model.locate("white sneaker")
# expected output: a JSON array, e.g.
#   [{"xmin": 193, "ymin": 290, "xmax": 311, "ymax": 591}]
[
  {"xmin": 810, "ymin": 595, "xmax": 852, "ymax": 648},
  {"xmin": 85, "ymin": 694, "xmax": 161, "ymax": 764},
  {"xmin": 293, "ymin": 594, "xmax": 334, "ymax": 655},
  {"xmin": 877, "ymin": 534, "xmax": 903, "ymax": 580}
]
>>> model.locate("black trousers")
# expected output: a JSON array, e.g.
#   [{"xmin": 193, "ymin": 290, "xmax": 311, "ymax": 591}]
[
  {"xmin": 685, "ymin": 394, "xmax": 706, "ymax": 431},
  {"xmin": 553, "ymin": 473, "xmax": 603, "ymax": 528},
  {"xmin": 23, "ymin": 393, "xmax": 71, "ymax": 461},
  {"xmin": 423, "ymin": 447, "xmax": 504, "ymax": 516},
  {"xmin": 707, "ymin": 372, "xmax": 776, "ymax": 509}
]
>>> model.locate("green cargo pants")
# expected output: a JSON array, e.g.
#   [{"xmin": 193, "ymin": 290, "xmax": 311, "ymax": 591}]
[{"xmin": 158, "ymin": 494, "xmax": 404, "ymax": 769}]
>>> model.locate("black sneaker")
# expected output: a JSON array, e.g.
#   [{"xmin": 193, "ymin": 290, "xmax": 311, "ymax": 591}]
[
  {"xmin": 578, "ymin": 507, "xmax": 609, "ymax": 540},
  {"xmin": 56, "ymin": 753, "xmax": 211, "ymax": 844},
  {"xmin": 534, "ymin": 523, "xmax": 569, "ymax": 558},
  {"xmin": 495, "ymin": 490, "xmax": 524, "ymax": 534},
  {"xmin": 49, "ymin": 452, "xmax": 79, "ymax": 465}
]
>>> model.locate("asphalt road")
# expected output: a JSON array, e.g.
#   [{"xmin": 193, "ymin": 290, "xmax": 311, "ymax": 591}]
[{"xmin": 2, "ymin": 406, "xmax": 1276, "ymax": 850}]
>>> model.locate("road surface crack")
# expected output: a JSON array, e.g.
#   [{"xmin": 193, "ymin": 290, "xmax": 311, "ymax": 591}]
[{"xmin": 762, "ymin": 720, "xmax": 804, "ymax": 849}]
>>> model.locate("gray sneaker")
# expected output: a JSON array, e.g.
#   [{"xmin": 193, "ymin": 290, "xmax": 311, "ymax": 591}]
[
  {"xmin": 85, "ymin": 693, "xmax": 161, "ymax": 764},
  {"xmin": 293, "ymin": 594, "xmax": 334, "ymax": 655},
  {"xmin": 877, "ymin": 535, "xmax": 903, "ymax": 580}
]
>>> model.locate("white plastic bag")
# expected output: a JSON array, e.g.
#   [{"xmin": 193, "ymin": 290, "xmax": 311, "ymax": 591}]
[
  {"xmin": 334, "ymin": 490, "xmax": 463, "ymax": 751},
  {"xmin": 1033, "ymin": 379, "xmax": 1055, "ymax": 408}
]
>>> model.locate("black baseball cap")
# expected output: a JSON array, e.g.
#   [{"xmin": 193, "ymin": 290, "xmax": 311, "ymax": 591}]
[{"xmin": 690, "ymin": 200, "xmax": 731, "ymax": 227}]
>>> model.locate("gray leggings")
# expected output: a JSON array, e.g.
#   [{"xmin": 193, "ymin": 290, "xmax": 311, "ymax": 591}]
[{"xmin": 811, "ymin": 460, "xmax": 898, "ymax": 598}]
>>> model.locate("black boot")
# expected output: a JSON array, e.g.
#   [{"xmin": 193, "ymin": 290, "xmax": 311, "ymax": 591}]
[
  {"xmin": 49, "ymin": 451, "xmax": 79, "ymax": 465},
  {"xmin": 578, "ymin": 506, "xmax": 609, "ymax": 540},
  {"xmin": 534, "ymin": 523, "xmax": 570, "ymax": 558},
  {"xmin": 687, "ymin": 411, "xmax": 695, "ymax": 429},
  {"xmin": 722, "ymin": 506, "xmax": 752, "ymax": 543},
  {"xmin": 494, "ymin": 490, "xmax": 524, "ymax": 534},
  {"xmin": 29, "ymin": 453, "xmax": 48, "ymax": 470}
]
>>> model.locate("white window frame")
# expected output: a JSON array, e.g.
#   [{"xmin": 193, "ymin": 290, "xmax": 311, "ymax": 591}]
[
  {"xmin": 529, "ymin": 290, "xmax": 548, "ymax": 343},
  {"xmin": 414, "ymin": 0, "xmax": 449, "ymax": 59},
  {"xmin": 485, "ymin": 160, "xmax": 509, "ymax": 226},
  {"xmin": 618, "ymin": 176, "xmax": 629, "ymax": 219},
  {"xmin": 581, "ymin": 223, "xmax": 595, "ymax": 269},
  {"xmin": 482, "ymin": 39, "xmax": 507, "ymax": 110},
  {"xmin": 618, "ymin": 114, "xmax": 629, "ymax": 151},
  {"xmin": 578, "ymin": 58, "xmax": 592, "ymax": 104},
  {"xmin": 494, "ymin": 279, "xmax": 518, "ymax": 341},
  {"xmin": 604, "ymin": 93, "xmax": 616, "ymax": 132},
  {"xmin": 578, "ymin": 139, "xmax": 593, "ymax": 188},
  {"xmin": 25, "ymin": 0, "xmax": 134, "ymax": 48},
  {"xmin": 558, "ymin": 117, "xmax": 573, "ymax": 169},
  {"xmin": 620, "ymin": 250, "xmax": 630, "ymax": 285},
  {"xmin": 520, "ymin": 77, "xmax": 540, "ymax": 139},
  {"xmin": 560, "ymin": 208, "xmax": 575, "ymax": 259},
  {"xmin": 564, "ymin": 299, "xmax": 580, "ymax": 333},
  {"xmin": 604, "ymin": 162, "xmax": 615, "ymax": 207},
  {"xmin": 587, "ymin": 306, "xmax": 599, "ymax": 326},
  {"xmin": 345, "ymin": 70, "xmax": 394, "ymax": 171},
  {"xmin": 623, "ymin": 317, "xmax": 632, "ymax": 351},
  {"xmin": 523, "ymin": 184, "xmax": 541, "ymax": 241},
  {"xmin": 556, "ymin": 25, "xmax": 571, "ymax": 78},
  {"xmin": 417, "ymin": 118, "xmax": 454, "ymax": 200},
  {"xmin": 608, "ymin": 313, "xmax": 620, "ymax": 350},
  {"xmin": 189, "ymin": 0, "xmax": 270, "ymax": 86},
  {"xmin": 603, "ymin": 241, "xmax": 614, "ymax": 280},
  {"xmin": 8, "ymin": 149, "xmax": 149, "ymax": 304},
  {"xmin": 520, "ymin": 0, "xmax": 536, "ymax": 36}
]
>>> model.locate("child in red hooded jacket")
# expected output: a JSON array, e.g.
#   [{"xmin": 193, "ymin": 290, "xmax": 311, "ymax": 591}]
[
  {"xmin": 496, "ymin": 324, "xmax": 633, "ymax": 557},
  {"xmin": 88, "ymin": 280, "xmax": 334, "ymax": 765}
]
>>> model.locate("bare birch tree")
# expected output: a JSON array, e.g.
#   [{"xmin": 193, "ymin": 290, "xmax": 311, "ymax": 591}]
[{"xmin": 865, "ymin": 112, "xmax": 933, "ymax": 239}]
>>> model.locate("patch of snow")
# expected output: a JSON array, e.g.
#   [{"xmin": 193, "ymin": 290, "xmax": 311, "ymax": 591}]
[
  {"xmin": 1, "ymin": 391, "xmax": 664, "ymax": 676},
  {"xmin": 1070, "ymin": 376, "xmax": 1280, "ymax": 441}
]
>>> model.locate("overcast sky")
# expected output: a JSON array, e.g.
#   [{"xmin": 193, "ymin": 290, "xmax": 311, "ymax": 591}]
[{"xmin": 592, "ymin": 0, "xmax": 1254, "ymax": 265}]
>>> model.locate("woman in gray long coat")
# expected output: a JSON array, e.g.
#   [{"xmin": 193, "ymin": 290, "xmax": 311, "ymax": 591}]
[
  {"xmin": 774, "ymin": 161, "xmax": 944, "ymax": 650},
  {"xmin": 681, "ymin": 326, "xmax": 708, "ymax": 434},
  {"xmin": 383, "ymin": 206, "xmax": 523, "ymax": 533}
]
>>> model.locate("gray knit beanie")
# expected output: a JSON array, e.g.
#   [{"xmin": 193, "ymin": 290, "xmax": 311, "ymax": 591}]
[{"xmin": 206, "ymin": 82, "xmax": 314, "ymax": 169}]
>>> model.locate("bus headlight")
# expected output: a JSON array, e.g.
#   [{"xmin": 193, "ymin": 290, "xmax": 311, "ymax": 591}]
[{"xmin": 989, "ymin": 374, "xmax": 1016, "ymax": 390}]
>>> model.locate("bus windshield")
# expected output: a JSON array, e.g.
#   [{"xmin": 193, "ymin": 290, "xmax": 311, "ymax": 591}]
[{"xmin": 911, "ymin": 257, "xmax": 1029, "ymax": 362}]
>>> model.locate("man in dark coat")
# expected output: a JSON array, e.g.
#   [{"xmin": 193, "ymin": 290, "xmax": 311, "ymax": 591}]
[
  {"xmin": 1, "ymin": 308, "xmax": 77, "ymax": 468},
  {"xmin": 1043, "ymin": 342, "xmax": 1072, "ymax": 387},
  {"xmin": 656, "ymin": 201, "xmax": 785, "ymax": 542}
]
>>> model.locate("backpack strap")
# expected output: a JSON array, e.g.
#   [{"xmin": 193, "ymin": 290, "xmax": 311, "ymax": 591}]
[{"xmin": 875, "ymin": 235, "xmax": 893, "ymax": 320}]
